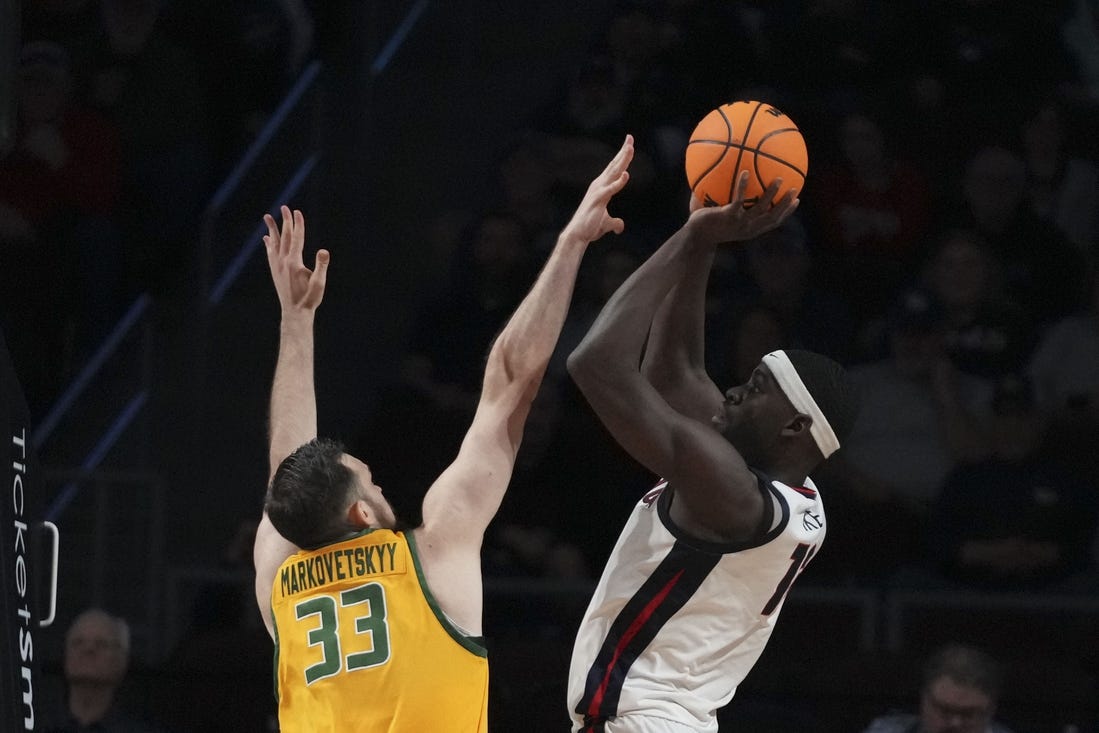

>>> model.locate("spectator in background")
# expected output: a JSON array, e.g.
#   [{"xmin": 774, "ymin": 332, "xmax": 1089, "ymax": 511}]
[
  {"xmin": 160, "ymin": 0, "xmax": 315, "ymax": 174},
  {"xmin": 810, "ymin": 105, "xmax": 933, "ymax": 323},
  {"xmin": 491, "ymin": 129, "xmax": 576, "ymax": 254},
  {"xmin": 662, "ymin": 0, "xmax": 793, "ymax": 112},
  {"xmin": 921, "ymin": 228, "xmax": 1034, "ymax": 380},
  {"xmin": 1028, "ymin": 259, "xmax": 1099, "ymax": 487},
  {"xmin": 20, "ymin": 0, "xmax": 101, "ymax": 63},
  {"xmin": 401, "ymin": 209, "xmax": 536, "ymax": 414},
  {"xmin": 777, "ymin": 0, "xmax": 916, "ymax": 131},
  {"xmin": 1028, "ymin": 259, "xmax": 1099, "ymax": 417},
  {"xmin": 596, "ymin": 2, "xmax": 675, "ymax": 124},
  {"xmin": 84, "ymin": 0, "xmax": 211, "ymax": 293},
  {"xmin": 43, "ymin": 609, "xmax": 164, "ymax": 733},
  {"xmin": 925, "ymin": 373, "xmax": 1099, "ymax": 592},
  {"xmin": 912, "ymin": 0, "xmax": 1076, "ymax": 151},
  {"xmin": 714, "ymin": 303, "xmax": 787, "ymax": 388},
  {"xmin": 862, "ymin": 643, "xmax": 1015, "ymax": 733},
  {"xmin": 1019, "ymin": 95, "xmax": 1099, "ymax": 253},
  {"xmin": 488, "ymin": 237, "xmax": 650, "ymax": 580},
  {"xmin": 717, "ymin": 214, "xmax": 856, "ymax": 367},
  {"xmin": 1060, "ymin": 0, "xmax": 1099, "ymax": 108},
  {"xmin": 813, "ymin": 288, "xmax": 991, "ymax": 582},
  {"xmin": 553, "ymin": 239, "xmax": 645, "ymax": 385},
  {"xmin": 531, "ymin": 54, "xmax": 662, "ymax": 230},
  {"xmin": 160, "ymin": 519, "xmax": 274, "ymax": 733},
  {"xmin": 958, "ymin": 144, "xmax": 1086, "ymax": 326},
  {"xmin": 0, "ymin": 40, "xmax": 123, "ymax": 415},
  {"xmin": 357, "ymin": 210, "xmax": 537, "ymax": 523}
]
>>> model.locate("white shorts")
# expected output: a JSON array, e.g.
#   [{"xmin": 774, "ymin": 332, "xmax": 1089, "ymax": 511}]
[{"xmin": 572, "ymin": 714, "xmax": 712, "ymax": 733}]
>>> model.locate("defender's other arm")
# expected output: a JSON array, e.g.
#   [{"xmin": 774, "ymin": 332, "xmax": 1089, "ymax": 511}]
[
  {"xmin": 420, "ymin": 136, "xmax": 635, "ymax": 544},
  {"xmin": 412, "ymin": 138, "xmax": 634, "ymax": 634}
]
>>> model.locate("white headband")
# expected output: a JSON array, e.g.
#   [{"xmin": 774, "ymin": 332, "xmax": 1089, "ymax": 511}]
[{"xmin": 762, "ymin": 350, "xmax": 841, "ymax": 459}]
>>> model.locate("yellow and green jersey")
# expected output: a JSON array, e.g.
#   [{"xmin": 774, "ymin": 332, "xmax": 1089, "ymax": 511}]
[{"xmin": 271, "ymin": 529, "xmax": 488, "ymax": 732}]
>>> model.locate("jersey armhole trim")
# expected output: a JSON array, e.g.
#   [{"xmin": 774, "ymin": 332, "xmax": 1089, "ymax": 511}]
[
  {"xmin": 405, "ymin": 531, "xmax": 488, "ymax": 658},
  {"xmin": 656, "ymin": 472, "xmax": 791, "ymax": 554},
  {"xmin": 271, "ymin": 610, "xmax": 280, "ymax": 703}
]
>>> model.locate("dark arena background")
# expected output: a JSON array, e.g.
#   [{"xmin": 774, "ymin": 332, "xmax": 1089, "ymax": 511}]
[{"xmin": 2, "ymin": 1, "xmax": 1098, "ymax": 731}]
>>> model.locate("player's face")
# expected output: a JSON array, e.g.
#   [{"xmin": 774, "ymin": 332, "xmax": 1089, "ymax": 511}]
[
  {"xmin": 342, "ymin": 454, "xmax": 397, "ymax": 529},
  {"xmin": 713, "ymin": 363, "xmax": 797, "ymax": 462},
  {"xmin": 919, "ymin": 677, "xmax": 995, "ymax": 733}
]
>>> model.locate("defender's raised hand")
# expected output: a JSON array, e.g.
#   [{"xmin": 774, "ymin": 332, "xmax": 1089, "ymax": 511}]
[
  {"xmin": 560, "ymin": 134, "xmax": 634, "ymax": 244},
  {"xmin": 263, "ymin": 205, "xmax": 329, "ymax": 314}
]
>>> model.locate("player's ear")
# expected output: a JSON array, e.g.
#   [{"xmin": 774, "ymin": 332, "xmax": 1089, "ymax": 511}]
[
  {"xmin": 347, "ymin": 500, "xmax": 372, "ymax": 528},
  {"xmin": 782, "ymin": 413, "xmax": 812, "ymax": 438}
]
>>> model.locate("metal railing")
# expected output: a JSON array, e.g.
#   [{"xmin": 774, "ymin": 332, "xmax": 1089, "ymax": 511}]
[{"xmin": 40, "ymin": 468, "xmax": 167, "ymax": 664}]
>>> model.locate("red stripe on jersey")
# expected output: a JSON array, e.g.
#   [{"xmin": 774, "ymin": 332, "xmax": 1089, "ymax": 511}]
[{"xmin": 585, "ymin": 569, "xmax": 685, "ymax": 717}]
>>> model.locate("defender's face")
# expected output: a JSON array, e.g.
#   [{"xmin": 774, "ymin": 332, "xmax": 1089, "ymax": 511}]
[
  {"xmin": 713, "ymin": 363, "xmax": 797, "ymax": 462},
  {"xmin": 919, "ymin": 677, "xmax": 995, "ymax": 733},
  {"xmin": 342, "ymin": 454, "xmax": 397, "ymax": 529}
]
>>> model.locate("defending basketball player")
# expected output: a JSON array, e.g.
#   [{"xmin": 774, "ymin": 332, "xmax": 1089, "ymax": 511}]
[
  {"xmin": 566, "ymin": 171, "xmax": 860, "ymax": 733},
  {"xmin": 252, "ymin": 137, "xmax": 635, "ymax": 733}
]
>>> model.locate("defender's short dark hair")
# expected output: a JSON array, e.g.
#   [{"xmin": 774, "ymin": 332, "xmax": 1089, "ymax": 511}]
[
  {"xmin": 265, "ymin": 438, "xmax": 357, "ymax": 549},
  {"xmin": 922, "ymin": 643, "xmax": 1004, "ymax": 702},
  {"xmin": 785, "ymin": 349, "xmax": 860, "ymax": 445}
]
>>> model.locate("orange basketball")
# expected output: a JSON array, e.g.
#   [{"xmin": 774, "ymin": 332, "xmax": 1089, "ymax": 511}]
[{"xmin": 685, "ymin": 100, "xmax": 808, "ymax": 207}]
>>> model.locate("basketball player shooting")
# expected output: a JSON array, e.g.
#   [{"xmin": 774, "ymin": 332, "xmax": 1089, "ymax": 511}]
[
  {"xmin": 566, "ymin": 170, "xmax": 860, "ymax": 733},
  {"xmin": 252, "ymin": 137, "xmax": 635, "ymax": 733}
]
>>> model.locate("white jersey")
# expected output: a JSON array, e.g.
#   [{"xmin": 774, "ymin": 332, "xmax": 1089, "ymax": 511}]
[{"xmin": 568, "ymin": 472, "xmax": 826, "ymax": 733}]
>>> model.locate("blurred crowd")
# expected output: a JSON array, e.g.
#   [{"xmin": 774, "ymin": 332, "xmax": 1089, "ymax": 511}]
[
  {"xmin": 358, "ymin": 0, "xmax": 1099, "ymax": 599},
  {"xmin": 7, "ymin": 0, "xmax": 1097, "ymax": 594},
  {"xmin": 1, "ymin": 0, "xmax": 315, "ymax": 417},
  {"xmin": 6, "ymin": 1, "xmax": 1099, "ymax": 730}
]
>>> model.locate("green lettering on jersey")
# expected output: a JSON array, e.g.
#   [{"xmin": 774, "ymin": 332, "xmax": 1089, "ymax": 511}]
[
  {"xmin": 320, "ymin": 552, "xmax": 335, "ymax": 584},
  {"xmin": 362, "ymin": 546, "xmax": 378, "ymax": 574},
  {"xmin": 280, "ymin": 566, "xmax": 292, "ymax": 597}
]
